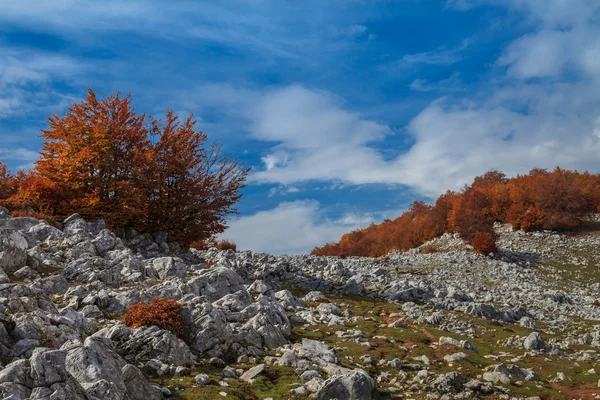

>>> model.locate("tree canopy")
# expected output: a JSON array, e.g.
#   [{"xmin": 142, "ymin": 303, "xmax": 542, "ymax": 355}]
[
  {"xmin": 1, "ymin": 89, "xmax": 249, "ymax": 247},
  {"xmin": 312, "ymin": 168, "xmax": 600, "ymax": 257}
]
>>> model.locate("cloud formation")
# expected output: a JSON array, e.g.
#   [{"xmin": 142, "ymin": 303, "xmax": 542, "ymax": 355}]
[
  {"xmin": 221, "ymin": 200, "xmax": 373, "ymax": 255},
  {"xmin": 240, "ymin": 0, "xmax": 600, "ymax": 198}
]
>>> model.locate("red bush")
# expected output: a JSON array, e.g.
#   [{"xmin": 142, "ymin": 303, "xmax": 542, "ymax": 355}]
[
  {"xmin": 472, "ymin": 231, "xmax": 497, "ymax": 255},
  {"xmin": 190, "ymin": 239, "xmax": 237, "ymax": 251},
  {"xmin": 120, "ymin": 297, "xmax": 187, "ymax": 340},
  {"xmin": 215, "ymin": 239, "xmax": 237, "ymax": 251}
]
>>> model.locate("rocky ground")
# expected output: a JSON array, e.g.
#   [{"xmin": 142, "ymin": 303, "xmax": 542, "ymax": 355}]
[{"xmin": 1, "ymin": 207, "xmax": 600, "ymax": 399}]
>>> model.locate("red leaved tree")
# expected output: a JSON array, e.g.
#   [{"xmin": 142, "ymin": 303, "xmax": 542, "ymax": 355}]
[
  {"xmin": 34, "ymin": 89, "xmax": 150, "ymax": 226},
  {"xmin": 0, "ymin": 162, "xmax": 16, "ymax": 202},
  {"xmin": 13, "ymin": 89, "xmax": 249, "ymax": 246},
  {"xmin": 142, "ymin": 111, "xmax": 249, "ymax": 246},
  {"xmin": 472, "ymin": 231, "xmax": 497, "ymax": 255}
]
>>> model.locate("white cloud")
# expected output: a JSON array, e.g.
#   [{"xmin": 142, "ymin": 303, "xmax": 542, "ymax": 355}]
[
  {"xmin": 384, "ymin": 39, "xmax": 471, "ymax": 71},
  {"xmin": 232, "ymin": 0, "xmax": 600, "ymax": 199},
  {"xmin": 0, "ymin": 147, "xmax": 39, "ymax": 171},
  {"xmin": 409, "ymin": 72, "xmax": 462, "ymax": 92},
  {"xmin": 220, "ymin": 200, "xmax": 373, "ymax": 254},
  {"xmin": 347, "ymin": 24, "xmax": 368, "ymax": 37},
  {"xmin": 0, "ymin": 48, "xmax": 84, "ymax": 117},
  {"xmin": 248, "ymin": 85, "xmax": 394, "ymax": 185}
]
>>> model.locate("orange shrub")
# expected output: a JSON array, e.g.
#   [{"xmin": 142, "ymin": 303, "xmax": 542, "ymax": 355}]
[
  {"xmin": 190, "ymin": 239, "xmax": 237, "ymax": 251},
  {"xmin": 215, "ymin": 239, "xmax": 237, "ymax": 251},
  {"xmin": 120, "ymin": 297, "xmax": 187, "ymax": 340},
  {"xmin": 472, "ymin": 231, "xmax": 497, "ymax": 255}
]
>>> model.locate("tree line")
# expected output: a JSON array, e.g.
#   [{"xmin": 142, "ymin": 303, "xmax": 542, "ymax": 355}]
[
  {"xmin": 312, "ymin": 168, "xmax": 600, "ymax": 257},
  {"xmin": 0, "ymin": 89, "xmax": 249, "ymax": 247}
]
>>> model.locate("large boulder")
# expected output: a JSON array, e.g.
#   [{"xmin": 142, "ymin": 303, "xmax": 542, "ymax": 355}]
[
  {"xmin": 28, "ymin": 223, "xmax": 64, "ymax": 243},
  {"xmin": 149, "ymin": 257, "xmax": 188, "ymax": 280},
  {"xmin": 317, "ymin": 369, "xmax": 375, "ymax": 400},
  {"xmin": 94, "ymin": 324, "xmax": 195, "ymax": 367},
  {"xmin": 239, "ymin": 296, "xmax": 291, "ymax": 349},
  {"xmin": 186, "ymin": 265, "xmax": 245, "ymax": 301},
  {"xmin": 65, "ymin": 336, "xmax": 163, "ymax": 400},
  {"xmin": 523, "ymin": 332, "xmax": 545, "ymax": 351},
  {"xmin": 187, "ymin": 302, "xmax": 233, "ymax": 358},
  {"xmin": 0, "ymin": 348, "xmax": 89, "ymax": 400},
  {"xmin": 0, "ymin": 228, "xmax": 28, "ymax": 273}
]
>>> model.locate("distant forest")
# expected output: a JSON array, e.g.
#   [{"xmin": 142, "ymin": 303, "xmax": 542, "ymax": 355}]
[{"xmin": 312, "ymin": 168, "xmax": 600, "ymax": 257}]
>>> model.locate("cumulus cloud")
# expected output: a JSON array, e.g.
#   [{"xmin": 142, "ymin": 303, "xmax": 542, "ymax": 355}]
[
  {"xmin": 220, "ymin": 200, "xmax": 373, "ymax": 254},
  {"xmin": 0, "ymin": 48, "xmax": 83, "ymax": 117},
  {"xmin": 242, "ymin": 0, "xmax": 600, "ymax": 198},
  {"xmin": 0, "ymin": 147, "xmax": 39, "ymax": 170}
]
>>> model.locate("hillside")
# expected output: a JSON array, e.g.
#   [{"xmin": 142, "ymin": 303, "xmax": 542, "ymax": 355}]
[
  {"xmin": 312, "ymin": 168, "xmax": 600, "ymax": 257},
  {"xmin": 2, "ymin": 207, "xmax": 600, "ymax": 399}
]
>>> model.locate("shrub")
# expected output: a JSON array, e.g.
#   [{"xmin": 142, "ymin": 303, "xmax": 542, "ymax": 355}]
[
  {"xmin": 472, "ymin": 231, "xmax": 497, "ymax": 255},
  {"xmin": 120, "ymin": 297, "xmax": 187, "ymax": 340},
  {"xmin": 190, "ymin": 239, "xmax": 237, "ymax": 252},
  {"xmin": 215, "ymin": 239, "xmax": 237, "ymax": 251}
]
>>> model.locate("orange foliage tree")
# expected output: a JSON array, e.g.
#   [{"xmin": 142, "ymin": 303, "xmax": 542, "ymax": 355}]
[
  {"xmin": 472, "ymin": 231, "xmax": 497, "ymax": 255},
  {"xmin": 312, "ymin": 168, "xmax": 600, "ymax": 257},
  {"xmin": 9, "ymin": 89, "xmax": 249, "ymax": 246},
  {"xmin": 0, "ymin": 162, "xmax": 16, "ymax": 202},
  {"xmin": 143, "ymin": 111, "xmax": 249, "ymax": 246},
  {"xmin": 34, "ymin": 89, "xmax": 150, "ymax": 225}
]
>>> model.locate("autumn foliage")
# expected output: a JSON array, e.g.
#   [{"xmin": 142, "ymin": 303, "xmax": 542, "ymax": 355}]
[
  {"xmin": 215, "ymin": 239, "xmax": 237, "ymax": 251},
  {"xmin": 312, "ymin": 168, "xmax": 600, "ymax": 257},
  {"xmin": 189, "ymin": 238, "xmax": 237, "ymax": 251},
  {"xmin": 471, "ymin": 231, "xmax": 497, "ymax": 255},
  {"xmin": 120, "ymin": 297, "xmax": 187, "ymax": 340},
  {"xmin": 0, "ymin": 162, "xmax": 17, "ymax": 202},
  {"xmin": 0, "ymin": 89, "xmax": 249, "ymax": 247}
]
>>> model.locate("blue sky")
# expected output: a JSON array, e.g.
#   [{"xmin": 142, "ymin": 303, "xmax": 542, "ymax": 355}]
[{"xmin": 1, "ymin": 1, "xmax": 600, "ymax": 254}]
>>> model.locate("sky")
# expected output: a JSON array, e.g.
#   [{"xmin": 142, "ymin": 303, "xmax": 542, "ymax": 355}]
[{"xmin": 1, "ymin": 0, "xmax": 600, "ymax": 254}]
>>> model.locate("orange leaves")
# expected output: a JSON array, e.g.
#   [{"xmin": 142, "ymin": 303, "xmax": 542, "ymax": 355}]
[
  {"xmin": 215, "ymin": 239, "xmax": 237, "ymax": 251},
  {"xmin": 120, "ymin": 297, "xmax": 187, "ymax": 340},
  {"xmin": 0, "ymin": 162, "xmax": 16, "ymax": 202},
  {"xmin": 189, "ymin": 238, "xmax": 237, "ymax": 251},
  {"xmin": 36, "ymin": 88, "xmax": 150, "ymax": 224},
  {"xmin": 142, "ymin": 111, "xmax": 249, "ymax": 247},
  {"xmin": 472, "ymin": 231, "xmax": 497, "ymax": 255},
  {"xmin": 7, "ymin": 89, "xmax": 248, "ymax": 248},
  {"xmin": 312, "ymin": 167, "xmax": 600, "ymax": 258}
]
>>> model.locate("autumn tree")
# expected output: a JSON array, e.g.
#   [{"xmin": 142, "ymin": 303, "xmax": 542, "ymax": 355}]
[
  {"xmin": 142, "ymin": 111, "xmax": 249, "ymax": 246},
  {"xmin": 34, "ymin": 89, "xmax": 150, "ymax": 226},
  {"xmin": 0, "ymin": 162, "xmax": 15, "ymax": 202},
  {"xmin": 14, "ymin": 88, "xmax": 248, "ymax": 246},
  {"xmin": 313, "ymin": 168, "xmax": 600, "ymax": 258}
]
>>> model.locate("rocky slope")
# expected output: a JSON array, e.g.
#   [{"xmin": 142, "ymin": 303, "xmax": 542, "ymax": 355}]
[{"xmin": 1, "ymin": 206, "xmax": 600, "ymax": 399}]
